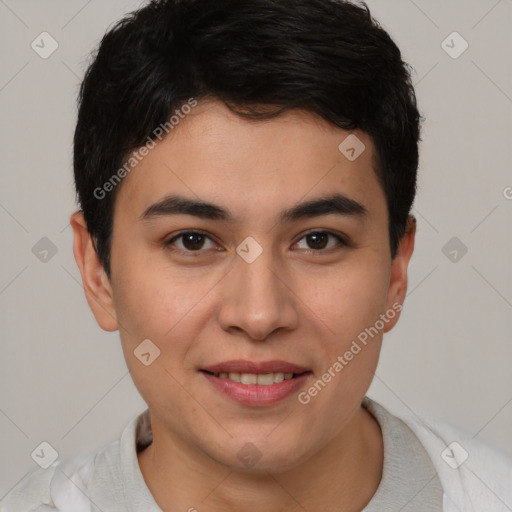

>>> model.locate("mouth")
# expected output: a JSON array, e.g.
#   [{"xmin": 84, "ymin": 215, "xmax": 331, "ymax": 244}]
[
  {"xmin": 199, "ymin": 360, "xmax": 313, "ymax": 406},
  {"xmin": 200, "ymin": 370, "xmax": 311, "ymax": 385}
]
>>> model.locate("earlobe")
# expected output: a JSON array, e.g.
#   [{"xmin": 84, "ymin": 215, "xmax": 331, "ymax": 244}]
[
  {"xmin": 70, "ymin": 211, "xmax": 119, "ymax": 332},
  {"xmin": 383, "ymin": 215, "xmax": 416, "ymax": 332}
]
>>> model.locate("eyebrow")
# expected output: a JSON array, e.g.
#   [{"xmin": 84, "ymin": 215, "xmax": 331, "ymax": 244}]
[{"xmin": 140, "ymin": 193, "xmax": 368, "ymax": 223}]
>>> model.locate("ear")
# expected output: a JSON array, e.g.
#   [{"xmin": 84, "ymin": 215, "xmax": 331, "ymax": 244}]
[
  {"xmin": 70, "ymin": 211, "xmax": 118, "ymax": 331},
  {"xmin": 383, "ymin": 215, "xmax": 416, "ymax": 333}
]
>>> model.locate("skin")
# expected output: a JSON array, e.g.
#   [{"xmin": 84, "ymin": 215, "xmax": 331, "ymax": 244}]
[{"xmin": 71, "ymin": 99, "xmax": 415, "ymax": 512}]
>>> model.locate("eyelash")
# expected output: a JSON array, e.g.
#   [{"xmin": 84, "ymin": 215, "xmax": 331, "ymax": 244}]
[{"xmin": 163, "ymin": 229, "xmax": 348, "ymax": 256}]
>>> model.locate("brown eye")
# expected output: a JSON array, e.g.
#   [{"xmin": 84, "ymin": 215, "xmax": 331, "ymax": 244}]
[
  {"xmin": 180, "ymin": 232, "xmax": 206, "ymax": 250},
  {"xmin": 294, "ymin": 231, "xmax": 346, "ymax": 251},
  {"xmin": 306, "ymin": 232, "xmax": 329, "ymax": 249},
  {"xmin": 165, "ymin": 231, "xmax": 217, "ymax": 253}
]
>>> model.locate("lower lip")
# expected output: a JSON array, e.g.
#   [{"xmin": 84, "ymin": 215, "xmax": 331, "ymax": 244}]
[{"xmin": 201, "ymin": 371, "xmax": 311, "ymax": 406}]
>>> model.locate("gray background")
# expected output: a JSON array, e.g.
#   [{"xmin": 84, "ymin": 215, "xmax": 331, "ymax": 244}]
[{"xmin": 1, "ymin": 0, "xmax": 511, "ymax": 498}]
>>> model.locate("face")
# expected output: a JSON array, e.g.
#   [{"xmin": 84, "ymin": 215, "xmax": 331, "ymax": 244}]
[{"xmin": 72, "ymin": 99, "xmax": 414, "ymax": 473}]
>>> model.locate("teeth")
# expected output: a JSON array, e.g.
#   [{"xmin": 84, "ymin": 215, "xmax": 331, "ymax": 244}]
[
  {"xmin": 214, "ymin": 372, "xmax": 297, "ymax": 385},
  {"xmin": 273, "ymin": 372, "xmax": 284, "ymax": 383},
  {"xmin": 256, "ymin": 373, "xmax": 274, "ymax": 385},
  {"xmin": 241, "ymin": 373, "xmax": 257, "ymax": 385}
]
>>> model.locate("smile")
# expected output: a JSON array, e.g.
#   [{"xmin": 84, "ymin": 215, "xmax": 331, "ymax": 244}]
[
  {"xmin": 200, "ymin": 365, "xmax": 313, "ymax": 406},
  {"xmin": 205, "ymin": 371, "xmax": 305, "ymax": 385}
]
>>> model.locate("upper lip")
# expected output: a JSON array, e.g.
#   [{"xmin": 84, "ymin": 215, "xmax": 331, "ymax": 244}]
[{"xmin": 201, "ymin": 359, "xmax": 310, "ymax": 374}]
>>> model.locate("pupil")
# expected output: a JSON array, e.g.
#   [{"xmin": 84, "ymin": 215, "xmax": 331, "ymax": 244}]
[
  {"xmin": 184, "ymin": 233, "xmax": 204, "ymax": 250},
  {"xmin": 308, "ymin": 233, "xmax": 327, "ymax": 249}
]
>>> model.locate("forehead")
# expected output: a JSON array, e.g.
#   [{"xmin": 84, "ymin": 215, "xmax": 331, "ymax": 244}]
[{"xmin": 113, "ymin": 99, "xmax": 386, "ymax": 224}]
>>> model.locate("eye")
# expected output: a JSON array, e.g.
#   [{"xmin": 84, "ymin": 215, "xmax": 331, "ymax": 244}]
[
  {"xmin": 293, "ymin": 231, "xmax": 346, "ymax": 251},
  {"xmin": 164, "ymin": 229, "xmax": 347, "ymax": 256},
  {"xmin": 164, "ymin": 230, "xmax": 218, "ymax": 254}
]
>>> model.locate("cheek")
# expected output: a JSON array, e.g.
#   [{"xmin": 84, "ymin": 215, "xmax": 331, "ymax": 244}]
[
  {"xmin": 303, "ymin": 257, "xmax": 388, "ymax": 400},
  {"xmin": 111, "ymin": 241, "xmax": 192, "ymax": 337},
  {"xmin": 110, "ymin": 252, "xmax": 222, "ymax": 373},
  {"xmin": 298, "ymin": 267, "xmax": 387, "ymax": 436},
  {"xmin": 320, "ymin": 260, "xmax": 390, "ymax": 339},
  {"xmin": 111, "ymin": 266, "xmax": 200, "ymax": 412}
]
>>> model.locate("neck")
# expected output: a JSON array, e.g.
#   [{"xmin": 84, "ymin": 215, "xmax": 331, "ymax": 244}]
[{"xmin": 138, "ymin": 405, "xmax": 383, "ymax": 512}]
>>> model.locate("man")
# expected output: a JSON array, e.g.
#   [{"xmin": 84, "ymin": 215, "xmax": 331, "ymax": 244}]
[{"xmin": 2, "ymin": 0, "xmax": 511, "ymax": 511}]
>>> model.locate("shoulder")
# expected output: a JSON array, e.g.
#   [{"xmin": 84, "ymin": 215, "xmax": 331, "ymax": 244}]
[
  {"xmin": 0, "ymin": 411, "xmax": 145, "ymax": 512},
  {"xmin": 0, "ymin": 463, "xmax": 57, "ymax": 512},
  {"xmin": 0, "ymin": 451, "xmax": 97, "ymax": 512},
  {"xmin": 366, "ymin": 397, "xmax": 512, "ymax": 511}
]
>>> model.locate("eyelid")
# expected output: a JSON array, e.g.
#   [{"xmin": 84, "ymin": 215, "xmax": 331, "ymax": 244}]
[
  {"xmin": 164, "ymin": 229, "xmax": 219, "ymax": 250},
  {"xmin": 292, "ymin": 229, "xmax": 348, "ymax": 250},
  {"xmin": 164, "ymin": 229, "xmax": 348, "ymax": 254}
]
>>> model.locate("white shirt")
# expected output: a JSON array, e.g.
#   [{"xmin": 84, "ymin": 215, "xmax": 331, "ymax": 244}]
[{"xmin": 2, "ymin": 397, "xmax": 511, "ymax": 511}]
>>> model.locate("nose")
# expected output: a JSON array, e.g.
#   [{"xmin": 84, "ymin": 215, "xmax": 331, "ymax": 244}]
[{"xmin": 217, "ymin": 250, "xmax": 300, "ymax": 341}]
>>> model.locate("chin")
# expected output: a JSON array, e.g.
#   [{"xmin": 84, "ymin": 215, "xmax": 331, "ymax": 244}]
[{"xmin": 210, "ymin": 437, "xmax": 313, "ymax": 474}]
